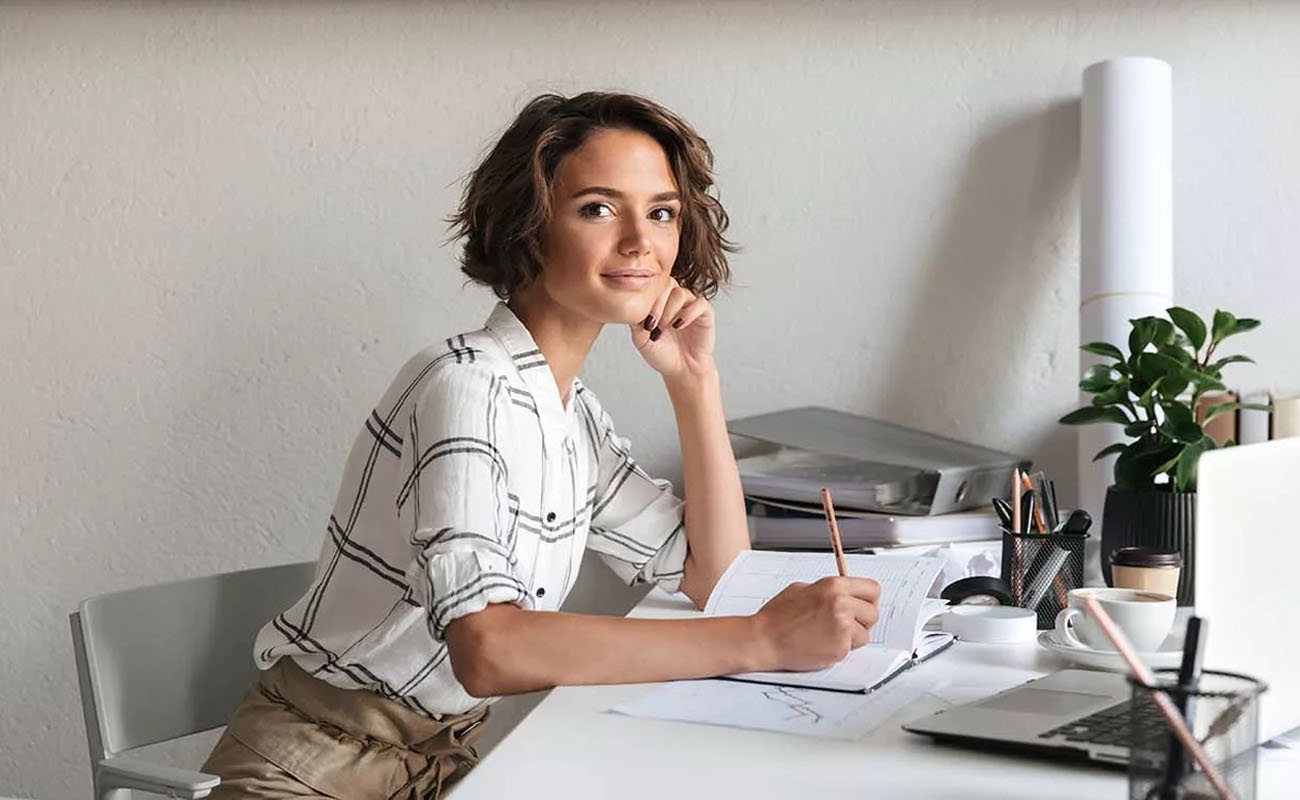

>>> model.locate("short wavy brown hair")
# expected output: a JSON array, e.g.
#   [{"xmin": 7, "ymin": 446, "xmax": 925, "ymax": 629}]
[{"xmin": 448, "ymin": 91, "xmax": 736, "ymax": 300}]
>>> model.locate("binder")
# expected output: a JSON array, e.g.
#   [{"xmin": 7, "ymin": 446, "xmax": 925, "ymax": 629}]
[{"xmin": 729, "ymin": 406, "xmax": 1027, "ymax": 515}]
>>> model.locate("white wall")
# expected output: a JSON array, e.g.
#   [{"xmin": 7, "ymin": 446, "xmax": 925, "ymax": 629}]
[{"xmin": 4, "ymin": 2, "xmax": 1298, "ymax": 796}]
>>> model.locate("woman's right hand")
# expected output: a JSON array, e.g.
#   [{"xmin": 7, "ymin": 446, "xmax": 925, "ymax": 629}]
[{"xmin": 751, "ymin": 577, "xmax": 882, "ymax": 672}]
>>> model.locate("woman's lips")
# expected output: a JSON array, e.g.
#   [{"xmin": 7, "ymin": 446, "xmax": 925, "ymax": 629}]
[{"xmin": 600, "ymin": 272, "xmax": 656, "ymax": 289}]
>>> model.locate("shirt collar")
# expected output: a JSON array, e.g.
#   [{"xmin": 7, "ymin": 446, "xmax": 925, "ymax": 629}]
[{"xmin": 483, "ymin": 302, "xmax": 575, "ymax": 441}]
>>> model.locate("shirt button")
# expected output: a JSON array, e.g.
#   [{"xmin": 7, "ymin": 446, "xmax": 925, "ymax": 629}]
[
  {"xmin": 545, "ymin": 511, "xmax": 556, "ymax": 523},
  {"xmin": 535, "ymin": 587, "xmax": 546, "ymax": 598}
]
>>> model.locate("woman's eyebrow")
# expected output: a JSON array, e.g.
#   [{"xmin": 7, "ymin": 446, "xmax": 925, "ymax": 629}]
[{"xmin": 570, "ymin": 186, "xmax": 681, "ymax": 202}]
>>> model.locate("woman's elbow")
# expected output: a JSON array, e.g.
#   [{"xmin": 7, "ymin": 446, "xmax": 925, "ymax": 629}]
[
  {"xmin": 679, "ymin": 559, "xmax": 720, "ymax": 611},
  {"xmin": 445, "ymin": 609, "xmax": 510, "ymax": 698}
]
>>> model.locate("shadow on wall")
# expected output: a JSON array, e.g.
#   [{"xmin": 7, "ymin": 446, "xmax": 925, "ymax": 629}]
[{"xmin": 869, "ymin": 100, "xmax": 1082, "ymax": 494}]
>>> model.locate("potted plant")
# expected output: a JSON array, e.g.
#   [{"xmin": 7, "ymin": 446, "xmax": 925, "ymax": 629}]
[{"xmin": 1059, "ymin": 307, "xmax": 1269, "ymax": 603}]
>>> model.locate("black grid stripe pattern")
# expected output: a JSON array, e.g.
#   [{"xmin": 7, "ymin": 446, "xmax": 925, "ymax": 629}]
[{"xmin": 252, "ymin": 303, "xmax": 689, "ymax": 718}]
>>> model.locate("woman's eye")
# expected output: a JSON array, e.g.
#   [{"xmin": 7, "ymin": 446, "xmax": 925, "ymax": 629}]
[
  {"xmin": 650, "ymin": 207, "xmax": 677, "ymax": 222},
  {"xmin": 578, "ymin": 202, "xmax": 613, "ymax": 218}
]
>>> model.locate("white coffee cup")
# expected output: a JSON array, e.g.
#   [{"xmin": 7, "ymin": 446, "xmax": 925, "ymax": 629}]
[{"xmin": 1053, "ymin": 587, "xmax": 1175, "ymax": 653}]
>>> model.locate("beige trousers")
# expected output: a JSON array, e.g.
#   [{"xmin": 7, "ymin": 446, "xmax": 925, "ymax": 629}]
[{"xmin": 201, "ymin": 658, "xmax": 489, "ymax": 800}]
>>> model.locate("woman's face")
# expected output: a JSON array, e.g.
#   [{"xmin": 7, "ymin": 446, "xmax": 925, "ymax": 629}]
[{"xmin": 528, "ymin": 127, "xmax": 681, "ymax": 326}]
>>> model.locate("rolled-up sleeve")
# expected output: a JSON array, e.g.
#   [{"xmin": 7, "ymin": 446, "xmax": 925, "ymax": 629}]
[
  {"xmin": 398, "ymin": 365, "xmax": 533, "ymax": 640},
  {"xmin": 580, "ymin": 394, "xmax": 688, "ymax": 594}
]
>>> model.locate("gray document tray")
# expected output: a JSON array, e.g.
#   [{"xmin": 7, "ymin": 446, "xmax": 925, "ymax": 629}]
[{"xmin": 727, "ymin": 406, "xmax": 1029, "ymax": 516}]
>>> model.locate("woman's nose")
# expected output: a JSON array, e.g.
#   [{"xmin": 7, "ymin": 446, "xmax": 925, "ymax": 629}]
[{"xmin": 618, "ymin": 220, "xmax": 652, "ymax": 256}]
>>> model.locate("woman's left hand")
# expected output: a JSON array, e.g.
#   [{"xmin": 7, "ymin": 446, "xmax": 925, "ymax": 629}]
[{"xmin": 631, "ymin": 279, "xmax": 716, "ymax": 383}]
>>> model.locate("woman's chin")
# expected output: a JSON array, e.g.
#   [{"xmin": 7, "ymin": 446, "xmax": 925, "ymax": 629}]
[{"xmin": 590, "ymin": 295, "xmax": 656, "ymax": 326}]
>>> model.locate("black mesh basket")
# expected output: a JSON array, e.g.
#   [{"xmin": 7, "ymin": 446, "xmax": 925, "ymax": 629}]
[{"xmin": 1000, "ymin": 530, "xmax": 1089, "ymax": 629}]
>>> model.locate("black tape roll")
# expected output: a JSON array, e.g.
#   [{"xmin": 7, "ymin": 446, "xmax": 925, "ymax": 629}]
[{"xmin": 941, "ymin": 576, "xmax": 1013, "ymax": 606}]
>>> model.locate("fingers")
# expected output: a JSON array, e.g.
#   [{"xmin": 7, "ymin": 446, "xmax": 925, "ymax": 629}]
[
  {"xmin": 669, "ymin": 296, "xmax": 709, "ymax": 331},
  {"xmin": 824, "ymin": 596, "xmax": 873, "ymax": 652},
  {"xmin": 657, "ymin": 286, "xmax": 695, "ymax": 332},
  {"xmin": 815, "ymin": 575, "xmax": 881, "ymax": 603},
  {"xmin": 644, "ymin": 280, "xmax": 677, "ymax": 335},
  {"xmin": 851, "ymin": 602, "xmax": 879, "ymax": 646},
  {"xmin": 644, "ymin": 282, "xmax": 704, "ymax": 342},
  {"xmin": 816, "ymin": 576, "xmax": 879, "ymax": 650}
]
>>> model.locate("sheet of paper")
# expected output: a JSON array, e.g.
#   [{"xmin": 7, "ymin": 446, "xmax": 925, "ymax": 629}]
[
  {"xmin": 703, "ymin": 551, "xmax": 945, "ymax": 650},
  {"xmin": 610, "ymin": 673, "xmax": 932, "ymax": 740}
]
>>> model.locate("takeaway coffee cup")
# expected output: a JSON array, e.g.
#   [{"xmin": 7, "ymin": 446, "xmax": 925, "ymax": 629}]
[
  {"xmin": 1109, "ymin": 547, "xmax": 1182, "ymax": 596},
  {"xmin": 1053, "ymin": 587, "xmax": 1175, "ymax": 652}
]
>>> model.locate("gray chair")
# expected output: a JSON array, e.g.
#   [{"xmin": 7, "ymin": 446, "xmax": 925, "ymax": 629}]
[{"xmin": 69, "ymin": 562, "xmax": 317, "ymax": 799}]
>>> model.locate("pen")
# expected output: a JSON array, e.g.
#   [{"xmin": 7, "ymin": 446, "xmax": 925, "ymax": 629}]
[
  {"xmin": 819, "ymin": 487, "xmax": 848, "ymax": 577},
  {"xmin": 1161, "ymin": 617, "xmax": 1207, "ymax": 799},
  {"xmin": 1012, "ymin": 468, "xmax": 1022, "ymax": 534}
]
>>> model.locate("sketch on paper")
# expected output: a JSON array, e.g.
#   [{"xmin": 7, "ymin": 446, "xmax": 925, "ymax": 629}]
[{"xmin": 610, "ymin": 674, "xmax": 930, "ymax": 740}]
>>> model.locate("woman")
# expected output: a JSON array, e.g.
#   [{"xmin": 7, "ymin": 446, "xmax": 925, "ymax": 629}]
[{"xmin": 203, "ymin": 91, "xmax": 881, "ymax": 799}]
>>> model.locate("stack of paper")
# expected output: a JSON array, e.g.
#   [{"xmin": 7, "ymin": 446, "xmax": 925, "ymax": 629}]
[{"xmin": 745, "ymin": 496, "xmax": 1000, "ymax": 550}]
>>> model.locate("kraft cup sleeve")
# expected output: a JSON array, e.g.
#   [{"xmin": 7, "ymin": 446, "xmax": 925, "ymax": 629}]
[{"xmin": 1054, "ymin": 607, "xmax": 1088, "ymax": 649}]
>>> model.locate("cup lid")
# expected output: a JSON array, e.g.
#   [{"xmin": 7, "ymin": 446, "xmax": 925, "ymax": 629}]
[{"xmin": 1110, "ymin": 546, "xmax": 1182, "ymax": 568}]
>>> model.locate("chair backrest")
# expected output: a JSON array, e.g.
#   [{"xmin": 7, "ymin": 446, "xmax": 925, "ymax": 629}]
[{"xmin": 71, "ymin": 561, "xmax": 317, "ymax": 757}]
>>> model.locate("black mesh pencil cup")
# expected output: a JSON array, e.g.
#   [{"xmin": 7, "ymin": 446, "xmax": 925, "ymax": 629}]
[
  {"xmin": 1000, "ymin": 529, "xmax": 1089, "ymax": 629},
  {"xmin": 1127, "ymin": 669, "xmax": 1267, "ymax": 800}
]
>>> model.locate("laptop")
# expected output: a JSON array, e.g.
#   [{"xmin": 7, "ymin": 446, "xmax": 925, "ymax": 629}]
[{"xmin": 902, "ymin": 437, "xmax": 1300, "ymax": 766}]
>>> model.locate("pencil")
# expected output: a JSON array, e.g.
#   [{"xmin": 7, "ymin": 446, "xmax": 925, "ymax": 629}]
[
  {"xmin": 819, "ymin": 487, "xmax": 848, "ymax": 577},
  {"xmin": 1021, "ymin": 472, "xmax": 1048, "ymax": 533},
  {"xmin": 1082, "ymin": 596, "xmax": 1238, "ymax": 800}
]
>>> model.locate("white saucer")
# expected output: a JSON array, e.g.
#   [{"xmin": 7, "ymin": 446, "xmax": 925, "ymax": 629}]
[{"xmin": 1037, "ymin": 630, "xmax": 1184, "ymax": 671}]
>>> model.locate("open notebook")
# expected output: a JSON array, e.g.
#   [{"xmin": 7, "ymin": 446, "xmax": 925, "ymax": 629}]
[{"xmin": 704, "ymin": 550, "xmax": 952, "ymax": 693}]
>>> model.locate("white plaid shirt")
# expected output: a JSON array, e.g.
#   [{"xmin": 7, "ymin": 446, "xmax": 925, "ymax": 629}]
[{"xmin": 254, "ymin": 303, "xmax": 688, "ymax": 717}]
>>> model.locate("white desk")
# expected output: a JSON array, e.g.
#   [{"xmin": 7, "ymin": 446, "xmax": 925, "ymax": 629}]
[{"xmin": 454, "ymin": 590, "xmax": 1299, "ymax": 800}]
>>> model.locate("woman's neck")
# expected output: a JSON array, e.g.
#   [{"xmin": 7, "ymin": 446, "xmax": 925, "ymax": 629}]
[{"xmin": 506, "ymin": 292, "xmax": 602, "ymax": 409}]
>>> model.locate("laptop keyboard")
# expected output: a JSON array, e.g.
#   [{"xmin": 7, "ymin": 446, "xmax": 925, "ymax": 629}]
[{"xmin": 1038, "ymin": 700, "xmax": 1165, "ymax": 747}]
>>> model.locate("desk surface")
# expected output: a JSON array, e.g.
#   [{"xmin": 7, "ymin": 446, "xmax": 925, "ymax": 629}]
[{"xmin": 453, "ymin": 590, "xmax": 1299, "ymax": 800}]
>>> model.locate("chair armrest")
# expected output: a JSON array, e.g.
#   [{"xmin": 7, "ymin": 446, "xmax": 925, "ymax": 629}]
[{"xmin": 98, "ymin": 755, "xmax": 221, "ymax": 799}]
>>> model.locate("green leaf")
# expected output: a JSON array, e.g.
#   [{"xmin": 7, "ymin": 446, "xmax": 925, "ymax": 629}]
[
  {"xmin": 1132, "ymin": 352, "xmax": 1191, "ymax": 389},
  {"xmin": 1157, "ymin": 343, "xmax": 1195, "ymax": 367},
  {"xmin": 1151, "ymin": 318, "xmax": 1176, "ymax": 347},
  {"xmin": 1081, "ymin": 342, "xmax": 1125, "ymax": 362},
  {"xmin": 1125, "ymin": 421, "xmax": 1152, "ymax": 437},
  {"xmin": 1167, "ymin": 306, "xmax": 1207, "ymax": 351},
  {"xmin": 1201, "ymin": 402, "xmax": 1243, "ymax": 425},
  {"xmin": 1092, "ymin": 442, "xmax": 1128, "ymax": 462},
  {"xmin": 1114, "ymin": 442, "xmax": 1181, "ymax": 490},
  {"xmin": 1161, "ymin": 375, "xmax": 1190, "ymax": 399},
  {"xmin": 1162, "ymin": 402, "xmax": 1195, "ymax": 428},
  {"xmin": 1169, "ymin": 418, "xmax": 1204, "ymax": 444},
  {"xmin": 1211, "ymin": 309, "xmax": 1236, "ymax": 346},
  {"xmin": 1237, "ymin": 403, "xmax": 1274, "ymax": 413},
  {"xmin": 1214, "ymin": 318, "xmax": 1261, "ymax": 346},
  {"xmin": 1129, "ymin": 317, "xmax": 1160, "ymax": 357},
  {"xmin": 1182, "ymin": 364, "xmax": 1227, "ymax": 392},
  {"xmin": 1209, "ymin": 355, "xmax": 1255, "ymax": 371},
  {"xmin": 1153, "ymin": 450, "xmax": 1183, "ymax": 476},
  {"xmin": 1174, "ymin": 436, "xmax": 1216, "ymax": 491},
  {"xmin": 1079, "ymin": 364, "xmax": 1119, "ymax": 393},
  {"xmin": 1135, "ymin": 377, "xmax": 1163, "ymax": 407},
  {"xmin": 1091, "ymin": 383, "xmax": 1132, "ymax": 407},
  {"xmin": 1157, "ymin": 402, "xmax": 1203, "ymax": 443},
  {"xmin": 1059, "ymin": 406, "xmax": 1131, "ymax": 426}
]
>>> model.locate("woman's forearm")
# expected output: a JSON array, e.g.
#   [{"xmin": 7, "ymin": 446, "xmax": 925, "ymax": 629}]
[
  {"xmin": 664, "ymin": 368, "xmax": 750, "ymax": 608},
  {"xmin": 446, "ymin": 604, "xmax": 770, "ymax": 697}
]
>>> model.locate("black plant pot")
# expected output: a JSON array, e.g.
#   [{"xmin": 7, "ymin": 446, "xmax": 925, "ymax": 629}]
[{"xmin": 1100, "ymin": 486, "xmax": 1197, "ymax": 604}]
